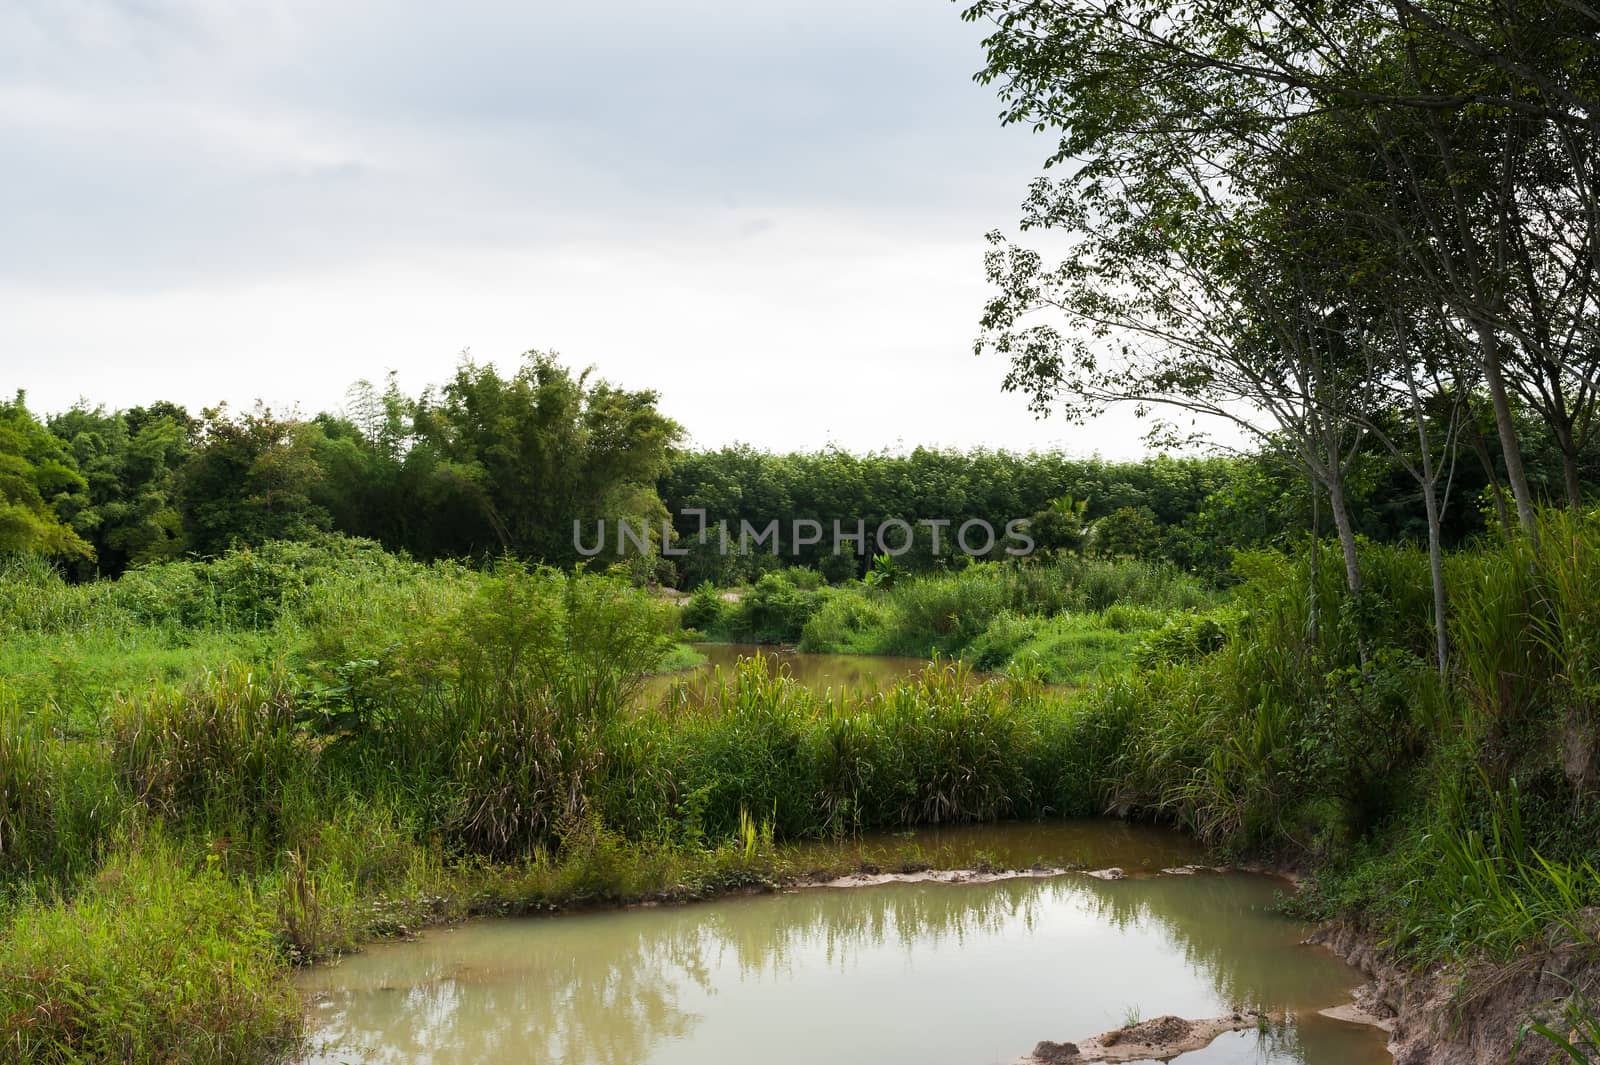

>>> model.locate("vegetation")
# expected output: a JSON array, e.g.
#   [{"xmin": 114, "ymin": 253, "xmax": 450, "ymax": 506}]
[
  {"xmin": 0, "ymin": 504, "xmax": 1595, "ymax": 1058},
  {"xmin": 2, "ymin": 0, "xmax": 1598, "ymax": 1056}
]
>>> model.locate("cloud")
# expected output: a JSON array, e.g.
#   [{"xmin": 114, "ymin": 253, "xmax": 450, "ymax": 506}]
[{"xmin": 0, "ymin": 0, "xmax": 1176, "ymax": 458}]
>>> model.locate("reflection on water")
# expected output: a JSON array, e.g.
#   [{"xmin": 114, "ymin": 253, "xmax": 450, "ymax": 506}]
[
  {"xmin": 784, "ymin": 819, "xmax": 1210, "ymax": 875},
  {"xmin": 299, "ymin": 827, "xmax": 1388, "ymax": 1065},
  {"xmin": 641, "ymin": 643, "xmax": 938, "ymax": 708}
]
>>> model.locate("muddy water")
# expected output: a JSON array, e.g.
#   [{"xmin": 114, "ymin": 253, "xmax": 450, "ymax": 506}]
[{"xmin": 298, "ymin": 823, "xmax": 1387, "ymax": 1065}]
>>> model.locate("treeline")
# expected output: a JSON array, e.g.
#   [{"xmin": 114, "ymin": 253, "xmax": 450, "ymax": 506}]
[
  {"xmin": 6, "ymin": 350, "xmax": 1594, "ymax": 583},
  {"xmin": 2, "ymin": 353, "xmax": 681, "ymax": 577}
]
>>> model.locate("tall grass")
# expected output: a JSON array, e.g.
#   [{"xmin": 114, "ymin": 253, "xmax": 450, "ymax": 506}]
[
  {"xmin": 109, "ymin": 666, "xmax": 309, "ymax": 842},
  {"xmin": 0, "ymin": 831, "xmax": 302, "ymax": 1064}
]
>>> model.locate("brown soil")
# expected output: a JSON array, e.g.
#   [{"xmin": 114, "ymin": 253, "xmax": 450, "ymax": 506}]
[{"xmin": 1309, "ymin": 917, "xmax": 1600, "ymax": 1065}]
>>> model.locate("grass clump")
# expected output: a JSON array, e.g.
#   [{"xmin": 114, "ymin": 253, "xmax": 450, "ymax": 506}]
[{"xmin": 0, "ymin": 832, "xmax": 302, "ymax": 1065}]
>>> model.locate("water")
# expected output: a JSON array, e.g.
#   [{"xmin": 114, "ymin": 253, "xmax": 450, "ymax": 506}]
[
  {"xmin": 298, "ymin": 824, "xmax": 1388, "ymax": 1065},
  {"xmin": 642, "ymin": 642, "xmax": 968, "ymax": 708}
]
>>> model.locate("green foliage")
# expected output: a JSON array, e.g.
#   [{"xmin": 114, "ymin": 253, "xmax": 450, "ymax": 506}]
[
  {"xmin": 660, "ymin": 446, "xmax": 1241, "ymax": 584},
  {"xmin": 0, "ymin": 690, "xmax": 55, "ymax": 879},
  {"xmin": 0, "ymin": 393, "xmax": 94, "ymax": 563},
  {"xmin": 1090, "ymin": 506, "xmax": 1161, "ymax": 559},
  {"xmin": 1132, "ymin": 611, "xmax": 1234, "ymax": 669},
  {"xmin": 109, "ymin": 667, "xmax": 309, "ymax": 840},
  {"xmin": 1, "ymin": 503, "xmax": 1598, "ymax": 1063},
  {"xmin": 1518, "ymin": 980, "xmax": 1600, "ymax": 1065},
  {"xmin": 48, "ymin": 402, "xmax": 191, "ymax": 575},
  {"xmin": 178, "ymin": 403, "xmax": 331, "ymax": 556},
  {"xmin": 793, "ymin": 556, "xmax": 1212, "ymax": 679},
  {"xmin": 400, "ymin": 353, "xmax": 682, "ymax": 564},
  {"xmin": 0, "ymin": 831, "xmax": 302, "ymax": 1064},
  {"xmin": 862, "ymin": 552, "xmax": 905, "ymax": 589},
  {"xmin": 680, "ymin": 582, "xmax": 725, "ymax": 632},
  {"xmin": 728, "ymin": 572, "xmax": 826, "ymax": 644}
]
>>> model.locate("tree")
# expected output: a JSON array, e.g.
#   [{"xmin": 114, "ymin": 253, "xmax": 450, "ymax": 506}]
[
  {"xmin": 960, "ymin": 0, "xmax": 1600, "ymax": 548},
  {"xmin": 178, "ymin": 404, "xmax": 330, "ymax": 555},
  {"xmin": 0, "ymin": 392, "xmax": 94, "ymax": 562},
  {"xmin": 1092, "ymin": 505, "xmax": 1160, "ymax": 560},
  {"xmin": 407, "ymin": 352, "xmax": 682, "ymax": 564},
  {"xmin": 48, "ymin": 403, "xmax": 190, "ymax": 574},
  {"xmin": 1028, "ymin": 493, "xmax": 1086, "ymax": 555}
]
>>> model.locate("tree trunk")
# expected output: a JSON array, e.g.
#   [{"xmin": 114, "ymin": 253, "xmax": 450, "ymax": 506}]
[
  {"xmin": 1478, "ymin": 320, "xmax": 1542, "ymax": 549},
  {"xmin": 1555, "ymin": 422, "xmax": 1584, "ymax": 511},
  {"xmin": 1422, "ymin": 476, "xmax": 1449, "ymax": 677},
  {"xmin": 1308, "ymin": 474, "xmax": 1321, "ymax": 647},
  {"xmin": 1324, "ymin": 471, "xmax": 1368, "ymax": 668},
  {"xmin": 1324, "ymin": 474, "xmax": 1362, "ymax": 597}
]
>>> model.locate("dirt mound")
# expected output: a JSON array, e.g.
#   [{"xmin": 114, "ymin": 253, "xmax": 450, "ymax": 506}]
[{"xmin": 1102, "ymin": 1015, "xmax": 1194, "ymax": 1046}]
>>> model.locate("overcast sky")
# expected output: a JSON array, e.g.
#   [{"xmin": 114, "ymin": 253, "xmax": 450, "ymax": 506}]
[{"xmin": 2, "ymin": 0, "xmax": 1164, "ymax": 456}]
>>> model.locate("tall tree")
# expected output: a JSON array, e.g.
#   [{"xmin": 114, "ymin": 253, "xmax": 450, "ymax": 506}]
[
  {"xmin": 960, "ymin": 0, "xmax": 1600, "ymax": 545},
  {"xmin": 48, "ymin": 403, "xmax": 191, "ymax": 574},
  {"xmin": 178, "ymin": 404, "xmax": 329, "ymax": 555},
  {"xmin": 0, "ymin": 392, "xmax": 94, "ymax": 562}
]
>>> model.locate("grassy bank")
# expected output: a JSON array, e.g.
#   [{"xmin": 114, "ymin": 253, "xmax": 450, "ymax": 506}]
[
  {"xmin": 1086, "ymin": 512, "xmax": 1600, "ymax": 976},
  {"xmin": 3, "ymin": 518, "xmax": 1599, "ymax": 1060}
]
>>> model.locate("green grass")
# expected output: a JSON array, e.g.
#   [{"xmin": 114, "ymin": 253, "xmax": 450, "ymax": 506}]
[
  {"xmin": 787, "ymin": 557, "xmax": 1212, "ymax": 680},
  {"xmin": 0, "ymin": 831, "xmax": 302, "ymax": 1064}
]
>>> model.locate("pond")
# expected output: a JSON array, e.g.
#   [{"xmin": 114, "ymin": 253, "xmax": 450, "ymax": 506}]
[{"xmin": 298, "ymin": 822, "xmax": 1387, "ymax": 1065}]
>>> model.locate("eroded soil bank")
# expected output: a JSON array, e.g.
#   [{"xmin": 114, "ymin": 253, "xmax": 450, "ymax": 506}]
[{"xmin": 1311, "ymin": 919, "xmax": 1600, "ymax": 1065}]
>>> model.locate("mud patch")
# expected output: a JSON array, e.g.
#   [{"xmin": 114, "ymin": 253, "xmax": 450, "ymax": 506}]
[{"xmin": 1015, "ymin": 1013, "xmax": 1261, "ymax": 1063}]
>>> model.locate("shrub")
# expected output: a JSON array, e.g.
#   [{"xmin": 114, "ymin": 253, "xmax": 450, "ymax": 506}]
[
  {"xmin": 731, "ymin": 572, "xmax": 824, "ymax": 644},
  {"xmin": 680, "ymin": 582, "xmax": 725, "ymax": 632},
  {"xmin": 108, "ymin": 666, "xmax": 308, "ymax": 837},
  {"xmin": 1132, "ymin": 611, "xmax": 1234, "ymax": 669}
]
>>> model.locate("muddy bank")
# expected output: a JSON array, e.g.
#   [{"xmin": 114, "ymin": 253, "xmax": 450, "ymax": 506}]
[
  {"xmin": 1310, "ymin": 918, "xmax": 1600, "ymax": 1065},
  {"xmin": 1016, "ymin": 1013, "xmax": 1264, "ymax": 1064},
  {"xmin": 797, "ymin": 862, "xmax": 1241, "ymax": 889}
]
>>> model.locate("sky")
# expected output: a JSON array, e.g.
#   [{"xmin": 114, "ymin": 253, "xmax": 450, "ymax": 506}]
[{"xmin": 1, "ymin": 0, "xmax": 1163, "ymax": 456}]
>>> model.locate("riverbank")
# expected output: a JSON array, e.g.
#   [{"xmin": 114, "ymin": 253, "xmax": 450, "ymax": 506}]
[{"xmin": 1310, "ymin": 918, "xmax": 1600, "ymax": 1065}]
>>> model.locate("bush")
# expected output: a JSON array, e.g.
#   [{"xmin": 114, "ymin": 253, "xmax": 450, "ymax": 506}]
[
  {"xmin": 731, "ymin": 572, "xmax": 824, "ymax": 644},
  {"xmin": 1132, "ymin": 611, "xmax": 1234, "ymax": 669},
  {"xmin": 680, "ymin": 582, "xmax": 725, "ymax": 632}
]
